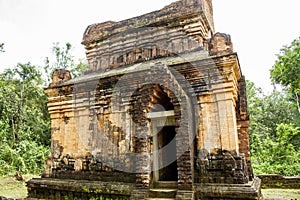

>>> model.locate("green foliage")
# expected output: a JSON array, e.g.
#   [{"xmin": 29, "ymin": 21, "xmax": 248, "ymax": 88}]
[
  {"xmin": 250, "ymin": 37, "xmax": 300, "ymax": 176},
  {"xmin": 0, "ymin": 63, "xmax": 50, "ymax": 146},
  {"xmin": 71, "ymin": 59, "xmax": 89, "ymax": 78},
  {"xmin": 271, "ymin": 37, "xmax": 300, "ymax": 94},
  {"xmin": 247, "ymin": 80, "xmax": 300, "ymax": 176},
  {"xmin": 43, "ymin": 42, "xmax": 88, "ymax": 85},
  {"xmin": 270, "ymin": 37, "xmax": 300, "ymax": 113},
  {"xmin": 0, "ymin": 63, "xmax": 50, "ymax": 175},
  {"xmin": 0, "ymin": 141, "xmax": 49, "ymax": 175},
  {"xmin": 0, "ymin": 42, "xmax": 89, "ymax": 175},
  {"xmin": 248, "ymin": 89, "xmax": 300, "ymax": 142},
  {"xmin": 251, "ymin": 124, "xmax": 300, "ymax": 176}
]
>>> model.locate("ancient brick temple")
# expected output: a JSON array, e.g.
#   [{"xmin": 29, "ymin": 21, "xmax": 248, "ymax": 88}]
[{"xmin": 27, "ymin": 0, "xmax": 261, "ymax": 199}]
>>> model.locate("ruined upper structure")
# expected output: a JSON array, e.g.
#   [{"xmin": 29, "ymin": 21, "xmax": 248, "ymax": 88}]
[
  {"xmin": 27, "ymin": 0, "xmax": 261, "ymax": 199},
  {"xmin": 82, "ymin": 0, "xmax": 214, "ymax": 73}
]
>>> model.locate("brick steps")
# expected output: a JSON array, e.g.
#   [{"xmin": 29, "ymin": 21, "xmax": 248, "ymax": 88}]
[
  {"xmin": 149, "ymin": 188, "xmax": 177, "ymax": 199},
  {"xmin": 154, "ymin": 181, "xmax": 178, "ymax": 189}
]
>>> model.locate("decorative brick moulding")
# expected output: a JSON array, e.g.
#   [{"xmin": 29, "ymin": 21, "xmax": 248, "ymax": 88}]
[{"xmin": 27, "ymin": 0, "xmax": 262, "ymax": 199}]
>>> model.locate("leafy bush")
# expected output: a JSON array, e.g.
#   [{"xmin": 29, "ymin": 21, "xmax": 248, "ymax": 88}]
[
  {"xmin": 0, "ymin": 141, "xmax": 49, "ymax": 175},
  {"xmin": 251, "ymin": 124, "xmax": 300, "ymax": 176}
]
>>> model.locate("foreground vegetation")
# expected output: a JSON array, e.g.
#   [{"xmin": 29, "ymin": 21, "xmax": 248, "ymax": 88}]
[{"xmin": 0, "ymin": 38, "xmax": 299, "ymax": 178}]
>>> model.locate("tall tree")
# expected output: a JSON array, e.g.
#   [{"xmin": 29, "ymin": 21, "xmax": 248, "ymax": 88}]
[
  {"xmin": 0, "ymin": 63, "xmax": 51, "ymax": 175},
  {"xmin": 247, "ymin": 81, "xmax": 299, "ymax": 140},
  {"xmin": 270, "ymin": 37, "xmax": 300, "ymax": 113},
  {"xmin": 0, "ymin": 63, "xmax": 50, "ymax": 146},
  {"xmin": 0, "ymin": 42, "xmax": 89, "ymax": 175},
  {"xmin": 43, "ymin": 42, "xmax": 88, "ymax": 85},
  {"xmin": 246, "ymin": 80, "xmax": 300, "ymax": 175}
]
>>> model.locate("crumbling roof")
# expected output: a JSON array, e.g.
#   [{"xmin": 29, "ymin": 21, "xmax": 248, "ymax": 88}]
[{"xmin": 82, "ymin": 0, "xmax": 213, "ymax": 45}]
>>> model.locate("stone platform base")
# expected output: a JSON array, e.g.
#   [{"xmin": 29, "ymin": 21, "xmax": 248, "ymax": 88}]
[
  {"xmin": 194, "ymin": 177, "xmax": 262, "ymax": 199},
  {"xmin": 27, "ymin": 178, "xmax": 134, "ymax": 200},
  {"xmin": 27, "ymin": 177, "xmax": 261, "ymax": 199}
]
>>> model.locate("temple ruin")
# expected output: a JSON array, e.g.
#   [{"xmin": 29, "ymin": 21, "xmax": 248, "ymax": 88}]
[{"xmin": 27, "ymin": 0, "xmax": 262, "ymax": 199}]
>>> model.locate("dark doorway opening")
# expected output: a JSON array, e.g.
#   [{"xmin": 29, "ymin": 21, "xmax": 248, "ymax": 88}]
[{"xmin": 157, "ymin": 126, "xmax": 178, "ymax": 181}]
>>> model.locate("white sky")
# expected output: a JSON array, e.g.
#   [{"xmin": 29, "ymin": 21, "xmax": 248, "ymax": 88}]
[{"xmin": 0, "ymin": 0, "xmax": 299, "ymax": 92}]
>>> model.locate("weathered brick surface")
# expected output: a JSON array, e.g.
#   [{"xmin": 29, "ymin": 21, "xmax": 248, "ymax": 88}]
[
  {"xmin": 82, "ymin": 0, "xmax": 214, "ymax": 73},
  {"xmin": 257, "ymin": 174, "xmax": 300, "ymax": 189},
  {"xmin": 27, "ymin": 178, "xmax": 133, "ymax": 199},
  {"xmin": 194, "ymin": 177, "xmax": 262, "ymax": 199},
  {"xmin": 236, "ymin": 76, "xmax": 253, "ymax": 179},
  {"xmin": 176, "ymin": 190, "xmax": 194, "ymax": 200},
  {"xmin": 130, "ymin": 189, "xmax": 148, "ymax": 200},
  {"xmin": 208, "ymin": 32, "xmax": 233, "ymax": 56},
  {"xmin": 27, "ymin": 0, "xmax": 259, "ymax": 199}
]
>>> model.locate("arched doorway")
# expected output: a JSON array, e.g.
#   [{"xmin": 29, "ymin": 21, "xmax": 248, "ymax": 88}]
[
  {"xmin": 129, "ymin": 66, "xmax": 196, "ymax": 189},
  {"xmin": 147, "ymin": 85, "xmax": 178, "ymax": 183}
]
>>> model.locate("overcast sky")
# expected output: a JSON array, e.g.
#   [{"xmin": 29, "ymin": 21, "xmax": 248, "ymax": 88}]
[{"xmin": 0, "ymin": 0, "xmax": 299, "ymax": 92}]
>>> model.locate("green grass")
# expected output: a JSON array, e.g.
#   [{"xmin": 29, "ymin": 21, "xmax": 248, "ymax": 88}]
[
  {"xmin": 262, "ymin": 189, "xmax": 300, "ymax": 200},
  {"xmin": 0, "ymin": 174, "xmax": 39, "ymax": 199}
]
